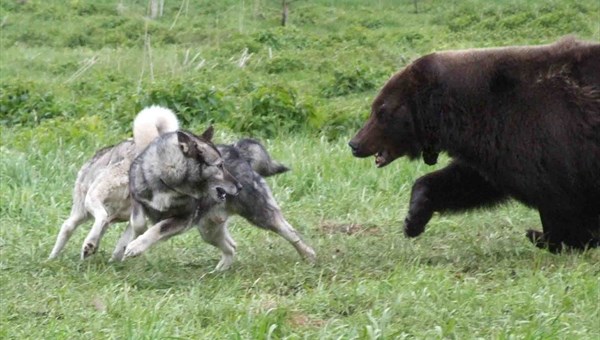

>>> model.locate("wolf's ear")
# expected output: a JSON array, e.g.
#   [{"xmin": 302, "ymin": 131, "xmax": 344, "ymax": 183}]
[
  {"xmin": 177, "ymin": 131, "xmax": 195, "ymax": 156},
  {"xmin": 201, "ymin": 125, "xmax": 214, "ymax": 141}
]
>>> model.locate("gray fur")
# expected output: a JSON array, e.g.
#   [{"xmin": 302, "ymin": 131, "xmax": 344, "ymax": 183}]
[
  {"xmin": 49, "ymin": 107, "xmax": 316, "ymax": 271},
  {"xmin": 121, "ymin": 126, "xmax": 242, "ymax": 265},
  {"xmin": 48, "ymin": 140, "xmax": 135, "ymax": 260},
  {"xmin": 233, "ymin": 138, "xmax": 290, "ymax": 177}
]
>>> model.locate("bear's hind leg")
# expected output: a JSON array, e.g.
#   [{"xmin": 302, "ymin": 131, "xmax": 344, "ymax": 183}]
[{"xmin": 531, "ymin": 211, "xmax": 599, "ymax": 252}]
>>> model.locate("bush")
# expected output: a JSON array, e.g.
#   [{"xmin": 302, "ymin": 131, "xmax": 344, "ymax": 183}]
[
  {"xmin": 264, "ymin": 56, "xmax": 306, "ymax": 74},
  {"xmin": 138, "ymin": 81, "xmax": 234, "ymax": 127},
  {"xmin": 322, "ymin": 66, "xmax": 381, "ymax": 97},
  {"xmin": 318, "ymin": 96, "xmax": 371, "ymax": 141},
  {"xmin": 254, "ymin": 27, "xmax": 313, "ymax": 50},
  {"xmin": 231, "ymin": 85, "xmax": 323, "ymax": 137},
  {"xmin": 0, "ymin": 82, "xmax": 63, "ymax": 126}
]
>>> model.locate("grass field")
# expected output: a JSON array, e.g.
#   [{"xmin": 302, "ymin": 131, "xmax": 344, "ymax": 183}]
[{"xmin": 1, "ymin": 0, "xmax": 599, "ymax": 339}]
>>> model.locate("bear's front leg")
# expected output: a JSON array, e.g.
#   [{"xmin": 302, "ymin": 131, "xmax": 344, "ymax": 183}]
[{"xmin": 404, "ymin": 161, "xmax": 508, "ymax": 237}]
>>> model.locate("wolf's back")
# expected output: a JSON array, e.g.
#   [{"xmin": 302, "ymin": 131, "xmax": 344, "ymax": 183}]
[{"xmin": 133, "ymin": 106, "xmax": 180, "ymax": 153}]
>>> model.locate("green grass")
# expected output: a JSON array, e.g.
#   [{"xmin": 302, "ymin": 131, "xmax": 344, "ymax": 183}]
[{"xmin": 1, "ymin": 0, "xmax": 599, "ymax": 338}]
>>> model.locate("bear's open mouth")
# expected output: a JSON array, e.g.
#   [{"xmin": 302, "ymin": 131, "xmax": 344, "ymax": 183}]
[{"xmin": 375, "ymin": 150, "xmax": 391, "ymax": 168}]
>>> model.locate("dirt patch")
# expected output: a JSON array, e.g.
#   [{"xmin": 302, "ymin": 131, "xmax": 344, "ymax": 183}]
[
  {"xmin": 319, "ymin": 221, "xmax": 382, "ymax": 236},
  {"xmin": 288, "ymin": 312, "xmax": 326, "ymax": 328}
]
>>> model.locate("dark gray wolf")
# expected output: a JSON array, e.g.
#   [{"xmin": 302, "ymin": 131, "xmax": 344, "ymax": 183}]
[
  {"xmin": 348, "ymin": 37, "xmax": 600, "ymax": 252},
  {"xmin": 49, "ymin": 106, "xmax": 316, "ymax": 270}
]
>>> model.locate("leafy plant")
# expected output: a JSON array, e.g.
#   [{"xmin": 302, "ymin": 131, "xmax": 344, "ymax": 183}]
[
  {"xmin": 232, "ymin": 84, "xmax": 323, "ymax": 137},
  {"xmin": 264, "ymin": 56, "xmax": 306, "ymax": 74},
  {"xmin": 322, "ymin": 66, "xmax": 381, "ymax": 98},
  {"xmin": 0, "ymin": 82, "xmax": 63, "ymax": 126},
  {"xmin": 139, "ymin": 81, "xmax": 234, "ymax": 126}
]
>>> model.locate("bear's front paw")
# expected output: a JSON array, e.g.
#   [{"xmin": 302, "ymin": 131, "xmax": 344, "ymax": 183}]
[{"xmin": 403, "ymin": 217, "xmax": 425, "ymax": 238}]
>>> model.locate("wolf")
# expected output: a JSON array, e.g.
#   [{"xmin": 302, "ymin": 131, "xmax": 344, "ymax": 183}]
[
  {"xmin": 49, "ymin": 106, "xmax": 316, "ymax": 270},
  {"xmin": 48, "ymin": 106, "xmax": 179, "ymax": 260}
]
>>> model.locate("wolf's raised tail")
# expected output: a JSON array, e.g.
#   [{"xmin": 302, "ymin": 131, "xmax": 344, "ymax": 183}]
[
  {"xmin": 234, "ymin": 138, "xmax": 290, "ymax": 177},
  {"xmin": 133, "ymin": 106, "xmax": 180, "ymax": 153}
]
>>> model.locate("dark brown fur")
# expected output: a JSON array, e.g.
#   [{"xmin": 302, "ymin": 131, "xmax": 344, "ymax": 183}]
[{"xmin": 349, "ymin": 37, "xmax": 600, "ymax": 252}]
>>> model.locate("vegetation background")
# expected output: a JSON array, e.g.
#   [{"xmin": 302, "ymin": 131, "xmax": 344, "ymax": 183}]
[{"xmin": 1, "ymin": 0, "xmax": 598, "ymax": 338}]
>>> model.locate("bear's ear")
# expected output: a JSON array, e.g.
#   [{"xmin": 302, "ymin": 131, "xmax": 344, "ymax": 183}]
[
  {"xmin": 201, "ymin": 125, "xmax": 214, "ymax": 141},
  {"xmin": 411, "ymin": 54, "xmax": 442, "ymax": 86}
]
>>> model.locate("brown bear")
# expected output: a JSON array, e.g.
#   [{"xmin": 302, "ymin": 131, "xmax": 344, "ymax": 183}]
[{"xmin": 348, "ymin": 36, "xmax": 599, "ymax": 252}]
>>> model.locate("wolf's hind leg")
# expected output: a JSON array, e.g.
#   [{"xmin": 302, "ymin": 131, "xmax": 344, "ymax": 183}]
[
  {"xmin": 80, "ymin": 195, "xmax": 112, "ymax": 259},
  {"xmin": 48, "ymin": 207, "xmax": 89, "ymax": 259},
  {"xmin": 267, "ymin": 213, "xmax": 316, "ymax": 263},
  {"xmin": 198, "ymin": 219, "xmax": 237, "ymax": 271},
  {"xmin": 242, "ymin": 208, "xmax": 316, "ymax": 263},
  {"xmin": 235, "ymin": 177, "xmax": 316, "ymax": 262}
]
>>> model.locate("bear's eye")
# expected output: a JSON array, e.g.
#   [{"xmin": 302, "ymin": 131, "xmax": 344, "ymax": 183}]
[{"xmin": 375, "ymin": 105, "xmax": 386, "ymax": 118}]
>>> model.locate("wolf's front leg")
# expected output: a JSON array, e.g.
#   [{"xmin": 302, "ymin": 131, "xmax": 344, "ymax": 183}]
[
  {"xmin": 198, "ymin": 217, "xmax": 237, "ymax": 272},
  {"xmin": 123, "ymin": 218, "xmax": 191, "ymax": 259},
  {"xmin": 111, "ymin": 202, "xmax": 146, "ymax": 261},
  {"xmin": 110, "ymin": 223, "xmax": 133, "ymax": 262}
]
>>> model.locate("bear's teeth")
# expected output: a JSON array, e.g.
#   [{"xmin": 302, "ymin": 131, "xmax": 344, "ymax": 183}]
[{"xmin": 375, "ymin": 152, "xmax": 385, "ymax": 166}]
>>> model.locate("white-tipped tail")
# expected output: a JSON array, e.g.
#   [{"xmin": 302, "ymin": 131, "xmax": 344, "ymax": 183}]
[{"xmin": 133, "ymin": 106, "xmax": 179, "ymax": 153}]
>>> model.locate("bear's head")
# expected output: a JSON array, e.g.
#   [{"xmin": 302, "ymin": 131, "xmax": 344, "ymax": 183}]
[{"xmin": 348, "ymin": 54, "xmax": 444, "ymax": 167}]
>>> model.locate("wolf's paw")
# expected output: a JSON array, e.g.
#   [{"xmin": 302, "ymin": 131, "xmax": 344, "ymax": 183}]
[
  {"xmin": 214, "ymin": 254, "xmax": 234, "ymax": 271},
  {"xmin": 123, "ymin": 239, "xmax": 147, "ymax": 259},
  {"xmin": 81, "ymin": 242, "xmax": 97, "ymax": 259},
  {"xmin": 109, "ymin": 247, "xmax": 126, "ymax": 262},
  {"xmin": 300, "ymin": 245, "xmax": 317, "ymax": 264}
]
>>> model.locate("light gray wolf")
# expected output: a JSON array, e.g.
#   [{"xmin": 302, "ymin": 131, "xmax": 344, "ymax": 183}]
[{"xmin": 49, "ymin": 106, "xmax": 316, "ymax": 270}]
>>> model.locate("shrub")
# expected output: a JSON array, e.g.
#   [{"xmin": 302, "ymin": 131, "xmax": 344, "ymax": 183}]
[
  {"xmin": 0, "ymin": 82, "xmax": 63, "ymax": 126},
  {"xmin": 231, "ymin": 85, "xmax": 323, "ymax": 137},
  {"xmin": 264, "ymin": 56, "xmax": 306, "ymax": 74},
  {"xmin": 322, "ymin": 66, "xmax": 381, "ymax": 97},
  {"xmin": 254, "ymin": 27, "xmax": 313, "ymax": 50},
  {"xmin": 318, "ymin": 97, "xmax": 371, "ymax": 141},
  {"xmin": 138, "ymin": 81, "xmax": 234, "ymax": 127}
]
